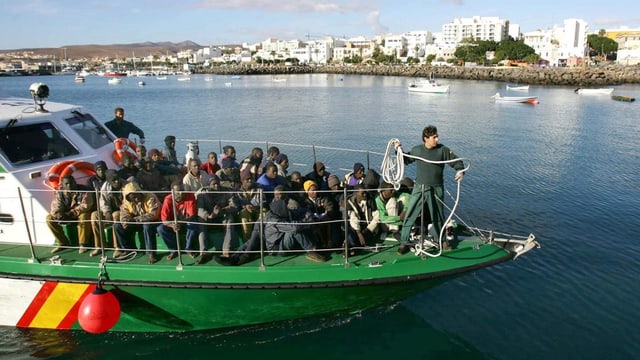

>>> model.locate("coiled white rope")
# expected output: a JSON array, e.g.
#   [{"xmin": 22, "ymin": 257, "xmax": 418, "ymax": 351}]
[
  {"xmin": 380, "ymin": 138, "xmax": 404, "ymax": 190},
  {"xmin": 380, "ymin": 138, "xmax": 471, "ymax": 257}
]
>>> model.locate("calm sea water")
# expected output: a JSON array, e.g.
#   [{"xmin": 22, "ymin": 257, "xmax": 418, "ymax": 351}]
[{"xmin": 1, "ymin": 74, "xmax": 639, "ymax": 360}]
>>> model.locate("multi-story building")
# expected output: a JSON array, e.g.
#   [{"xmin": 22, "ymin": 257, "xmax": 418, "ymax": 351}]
[
  {"xmin": 442, "ymin": 16, "xmax": 509, "ymax": 45},
  {"xmin": 522, "ymin": 18, "xmax": 588, "ymax": 67}
]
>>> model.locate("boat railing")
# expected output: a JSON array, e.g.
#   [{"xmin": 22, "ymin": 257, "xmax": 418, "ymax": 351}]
[
  {"xmin": 176, "ymin": 138, "xmax": 387, "ymax": 175},
  {"xmin": 9, "ymin": 185, "xmax": 410, "ymax": 267}
]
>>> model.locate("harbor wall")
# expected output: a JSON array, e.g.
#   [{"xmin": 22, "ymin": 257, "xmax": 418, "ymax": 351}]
[{"xmin": 202, "ymin": 64, "xmax": 640, "ymax": 86}]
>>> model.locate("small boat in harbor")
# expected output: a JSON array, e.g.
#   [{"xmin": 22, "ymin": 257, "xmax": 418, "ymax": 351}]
[
  {"xmin": 407, "ymin": 76, "xmax": 450, "ymax": 94},
  {"xmin": 74, "ymin": 75, "xmax": 85, "ymax": 83},
  {"xmin": 574, "ymin": 88, "xmax": 614, "ymax": 95},
  {"xmin": 0, "ymin": 83, "xmax": 540, "ymax": 333},
  {"xmin": 107, "ymin": 77, "xmax": 122, "ymax": 85},
  {"xmin": 506, "ymin": 84, "xmax": 529, "ymax": 91},
  {"xmin": 492, "ymin": 92, "xmax": 539, "ymax": 104}
]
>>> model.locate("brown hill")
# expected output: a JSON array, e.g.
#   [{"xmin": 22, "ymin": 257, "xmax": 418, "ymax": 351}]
[{"xmin": 2, "ymin": 41, "xmax": 204, "ymax": 59}]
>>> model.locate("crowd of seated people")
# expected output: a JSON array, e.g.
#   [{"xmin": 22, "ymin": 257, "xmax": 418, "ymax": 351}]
[{"xmin": 46, "ymin": 137, "xmax": 416, "ymax": 265}]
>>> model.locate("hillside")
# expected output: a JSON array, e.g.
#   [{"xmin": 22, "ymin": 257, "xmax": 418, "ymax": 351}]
[{"xmin": 1, "ymin": 41, "xmax": 206, "ymax": 59}]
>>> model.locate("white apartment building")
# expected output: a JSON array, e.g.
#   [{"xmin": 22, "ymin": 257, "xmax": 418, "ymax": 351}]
[
  {"xmin": 402, "ymin": 31, "xmax": 435, "ymax": 58},
  {"xmin": 523, "ymin": 18, "xmax": 588, "ymax": 66},
  {"xmin": 383, "ymin": 34, "xmax": 407, "ymax": 57},
  {"xmin": 442, "ymin": 16, "xmax": 509, "ymax": 45}
]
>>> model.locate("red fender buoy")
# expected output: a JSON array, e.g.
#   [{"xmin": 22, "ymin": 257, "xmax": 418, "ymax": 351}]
[{"xmin": 78, "ymin": 287, "xmax": 121, "ymax": 334}]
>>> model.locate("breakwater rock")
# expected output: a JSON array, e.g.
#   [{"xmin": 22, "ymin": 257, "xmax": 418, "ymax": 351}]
[{"xmin": 201, "ymin": 64, "xmax": 640, "ymax": 86}]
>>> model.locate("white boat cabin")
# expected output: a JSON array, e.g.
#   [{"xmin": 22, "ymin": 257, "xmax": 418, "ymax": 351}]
[{"xmin": 0, "ymin": 83, "xmax": 119, "ymax": 245}]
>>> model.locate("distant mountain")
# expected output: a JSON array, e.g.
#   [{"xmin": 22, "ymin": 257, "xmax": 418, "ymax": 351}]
[{"xmin": 1, "ymin": 41, "xmax": 204, "ymax": 59}]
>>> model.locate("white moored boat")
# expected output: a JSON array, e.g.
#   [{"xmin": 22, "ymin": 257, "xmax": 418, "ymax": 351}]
[
  {"xmin": 107, "ymin": 78, "xmax": 122, "ymax": 85},
  {"xmin": 506, "ymin": 84, "xmax": 529, "ymax": 91},
  {"xmin": 492, "ymin": 92, "xmax": 539, "ymax": 104},
  {"xmin": 408, "ymin": 77, "xmax": 450, "ymax": 94},
  {"xmin": 574, "ymin": 88, "xmax": 614, "ymax": 95}
]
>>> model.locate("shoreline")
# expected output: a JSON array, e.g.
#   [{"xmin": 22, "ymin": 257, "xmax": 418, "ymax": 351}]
[{"xmin": 198, "ymin": 63, "xmax": 640, "ymax": 86}]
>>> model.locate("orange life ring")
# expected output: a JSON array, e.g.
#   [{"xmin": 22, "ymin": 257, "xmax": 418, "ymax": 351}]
[
  {"xmin": 59, "ymin": 161, "xmax": 96, "ymax": 181},
  {"xmin": 112, "ymin": 138, "xmax": 138, "ymax": 165},
  {"xmin": 46, "ymin": 160, "xmax": 75, "ymax": 188}
]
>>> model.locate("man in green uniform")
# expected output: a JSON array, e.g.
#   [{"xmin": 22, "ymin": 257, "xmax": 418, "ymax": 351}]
[
  {"xmin": 104, "ymin": 107, "xmax": 145, "ymax": 144},
  {"xmin": 394, "ymin": 125, "xmax": 465, "ymax": 254}
]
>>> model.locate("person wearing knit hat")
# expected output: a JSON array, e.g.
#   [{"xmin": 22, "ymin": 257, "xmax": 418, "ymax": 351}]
[
  {"xmin": 86, "ymin": 160, "xmax": 108, "ymax": 191},
  {"xmin": 303, "ymin": 180, "xmax": 317, "ymax": 192},
  {"xmin": 344, "ymin": 162, "xmax": 365, "ymax": 189}
]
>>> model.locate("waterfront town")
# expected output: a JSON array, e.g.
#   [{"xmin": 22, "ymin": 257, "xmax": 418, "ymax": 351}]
[{"xmin": 1, "ymin": 16, "xmax": 640, "ymax": 85}]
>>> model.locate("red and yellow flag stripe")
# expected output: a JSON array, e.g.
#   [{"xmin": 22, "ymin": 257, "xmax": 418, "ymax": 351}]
[{"xmin": 17, "ymin": 282, "xmax": 95, "ymax": 329}]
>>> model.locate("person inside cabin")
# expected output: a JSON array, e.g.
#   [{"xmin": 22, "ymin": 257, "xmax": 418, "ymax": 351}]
[
  {"xmin": 239, "ymin": 147, "xmax": 263, "ymax": 181},
  {"xmin": 86, "ymin": 160, "xmax": 108, "ymax": 191},
  {"xmin": 104, "ymin": 107, "xmax": 145, "ymax": 144},
  {"xmin": 46, "ymin": 175, "xmax": 95, "ymax": 254},
  {"xmin": 157, "ymin": 181, "xmax": 199, "ymax": 261},
  {"xmin": 89, "ymin": 170, "xmax": 123, "ymax": 256},
  {"xmin": 305, "ymin": 162, "xmax": 332, "ymax": 191},
  {"xmin": 115, "ymin": 182, "xmax": 160, "ymax": 263},
  {"xmin": 200, "ymin": 151, "xmax": 221, "ymax": 175}
]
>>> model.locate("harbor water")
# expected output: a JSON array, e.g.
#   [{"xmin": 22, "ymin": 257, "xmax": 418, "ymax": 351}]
[{"xmin": 1, "ymin": 74, "xmax": 639, "ymax": 359}]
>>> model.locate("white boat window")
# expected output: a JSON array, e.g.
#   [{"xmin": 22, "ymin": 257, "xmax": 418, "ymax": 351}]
[
  {"xmin": 0, "ymin": 122, "xmax": 79, "ymax": 166},
  {"xmin": 65, "ymin": 111, "xmax": 114, "ymax": 149}
]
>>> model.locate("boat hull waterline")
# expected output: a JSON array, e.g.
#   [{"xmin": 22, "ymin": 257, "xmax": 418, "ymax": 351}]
[{"xmin": 1, "ymin": 237, "xmax": 519, "ymax": 332}]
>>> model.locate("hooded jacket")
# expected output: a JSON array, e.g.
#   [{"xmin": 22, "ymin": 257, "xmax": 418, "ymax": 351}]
[{"xmin": 119, "ymin": 182, "xmax": 160, "ymax": 223}]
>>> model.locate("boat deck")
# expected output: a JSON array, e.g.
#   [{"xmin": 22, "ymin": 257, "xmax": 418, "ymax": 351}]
[{"xmin": 0, "ymin": 235, "xmax": 479, "ymax": 268}]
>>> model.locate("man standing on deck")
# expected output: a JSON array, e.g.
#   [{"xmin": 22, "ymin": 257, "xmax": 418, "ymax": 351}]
[
  {"xmin": 104, "ymin": 107, "xmax": 145, "ymax": 144},
  {"xmin": 393, "ymin": 125, "xmax": 465, "ymax": 254}
]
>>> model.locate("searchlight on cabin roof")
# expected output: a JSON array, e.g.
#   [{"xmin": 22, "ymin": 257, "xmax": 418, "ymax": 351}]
[{"xmin": 29, "ymin": 82, "xmax": 49, "ymax": 112}]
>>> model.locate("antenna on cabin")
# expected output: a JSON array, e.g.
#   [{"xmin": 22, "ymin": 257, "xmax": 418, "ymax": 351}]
[{"xmin": 29, "ymin": 83, "xmax": 49, "ymax": 112}]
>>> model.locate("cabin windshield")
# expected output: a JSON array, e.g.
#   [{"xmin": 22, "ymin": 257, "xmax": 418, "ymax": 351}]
[
  {"xmin": 65, "ymin": 111, "xmax": 114, "ymax": 149},
  {"xmin": 0, "ymin": 122, "xmax": 79, "ymax": 166}
]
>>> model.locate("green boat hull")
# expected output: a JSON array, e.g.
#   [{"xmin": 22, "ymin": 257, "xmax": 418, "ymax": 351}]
[{"xmin": 0, "ymin": 237, "xmax": 514, "ymax": 332}]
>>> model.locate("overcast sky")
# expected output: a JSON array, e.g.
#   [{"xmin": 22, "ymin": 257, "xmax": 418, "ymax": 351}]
[{"xmin": 2, "ymin": 0, "xmax": 639, "ymax": 49}]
